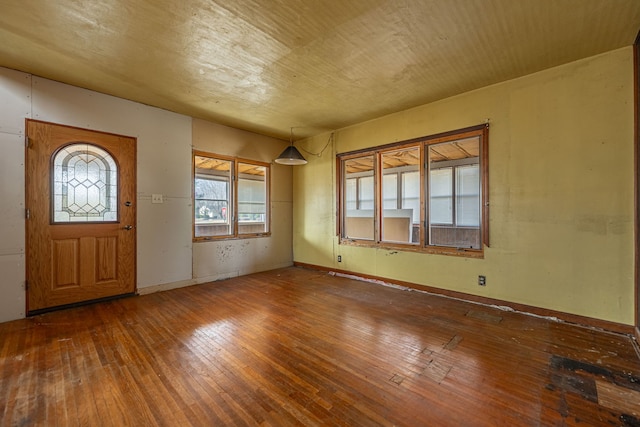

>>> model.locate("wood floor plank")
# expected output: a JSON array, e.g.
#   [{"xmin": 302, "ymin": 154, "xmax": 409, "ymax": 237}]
[{"xmin": 1, "ymin": 266, "xmax": 639, "ymax": 426}]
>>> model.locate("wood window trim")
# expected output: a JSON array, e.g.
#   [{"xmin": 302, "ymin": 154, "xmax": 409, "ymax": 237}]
[
  {"xmin": 336, "ymin": 124, "xmax": 489, "ymax": 258},
  {"xmin": 193, "ymin": 150, "xmax": 271, "ymax": 242}
]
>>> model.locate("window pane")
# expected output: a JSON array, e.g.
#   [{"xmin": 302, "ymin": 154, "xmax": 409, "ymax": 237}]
[
  {"xmin": 428, "ymin": 136, "xmax": 481, "ymax": 248},
  {"xmin": 194, "ymin": 155, "xmax": 232, "ymax": 237},
  {"xmin": 381, "ymin": 147, "xmax": 419, "ymax": 243},
  {"xmin": 429, "ymin": 168, "xmax": 453, "ymax": 225},
  {"xmin": 345, "ymin": 178, "xmax": 357, "ymax": 211},
  {"xmin": 382, "ymin": 174, "xmax": 397, "ymax": 209},
  {"xmin": 343, "ymin": 155, "xmax": 374, "ymax": 240},
  {"xmin": 52, "ymin": 143, "xmax": 117, "ymax": 223},
  {"xmin": 195, "ymin": 177, "xmax": 227, "ymax": 201},
  {"xmin": 238, "ymin": 163, "xmax": 267, "ymax": 234},
  {"xmin": 195, "ymin": 178, "xmax": 228, "ymax": 220},
  {"xmin": 402, "ymin": 171, "xmax": 420, "ymax": 224},
  {"xmin": 456, "ymin": 164, "xmax": 480, "ymax": 226},
  {"xmin": 359, "ymin": 176, "xmax": 374, "ymax": 210},
  {"xmin": 402, "ymin": 171, "xmax": 421, "ymax": 244}
]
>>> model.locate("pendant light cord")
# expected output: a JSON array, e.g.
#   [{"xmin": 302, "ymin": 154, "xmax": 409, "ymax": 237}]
[{"xmin": 298, "ymin": 132, "xmax": 334, "ymax": 158}]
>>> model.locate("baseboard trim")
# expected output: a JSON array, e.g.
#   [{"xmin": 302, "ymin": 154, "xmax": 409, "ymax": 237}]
[{"xmin": 294, "ymin": 261, "xmax": 635, "ymax": 336}]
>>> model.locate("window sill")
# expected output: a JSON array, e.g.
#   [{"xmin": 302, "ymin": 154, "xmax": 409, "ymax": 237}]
[
  {"xmin": 338, "ymin": 238, "xmax": 484, "ymax": 259},
  {"xmin": 194, "ymin": 232, "xmax": 271, "ymax": 242}
]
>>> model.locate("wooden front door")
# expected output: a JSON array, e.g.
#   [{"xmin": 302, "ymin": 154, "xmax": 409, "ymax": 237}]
[{"xmin": 26, "ymin": 120, "xmax": 137, "ymax": 314}]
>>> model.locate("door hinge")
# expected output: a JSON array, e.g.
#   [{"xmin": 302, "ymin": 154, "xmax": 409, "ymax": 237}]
[
  {"xmin": 25, "ymin": 208, "xmax": 30, "ymax": 219},
  {"xmin": 25, "ymin": 136, "xmax": 30, "ymax": 148},
  {"xmin": 25, "ymin": 280, "xmax": 28, "ymax": 291}
]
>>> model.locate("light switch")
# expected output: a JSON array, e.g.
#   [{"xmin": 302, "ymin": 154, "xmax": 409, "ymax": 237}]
[{"xmin": 151, "ymin": 194, "xmax": 164, "ymax": 204}]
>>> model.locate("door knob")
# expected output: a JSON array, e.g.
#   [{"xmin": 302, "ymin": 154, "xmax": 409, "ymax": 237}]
[
  {"xmin": 124, "ymin": 201, "xmax": 132, "ymax": 207},
  {"xmin": 123, "ymin": 225, "xmax": 134, "ymax": 230}
]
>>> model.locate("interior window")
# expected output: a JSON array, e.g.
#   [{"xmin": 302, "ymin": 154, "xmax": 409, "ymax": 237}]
[
  {"xmin": 194, "ymin": 155, "xmax": 232, "ymax": 237},
  {"xmin": 428, "ymin": 136, "xmax": 481, "ymax": 249},
  {"xmin": 381, "ymin": 147, "xmax": 420, "ymax": 244},
  {"xmin": 237, "ymin": 162, "xmax": 268, "ymax": 235},
  {"xmin": 194, "ymin": 152, "xmax": 270, "ymax": 240},
  {"xmin": 337, "ymin": 124, "xmax": 488, "ymax": 257},
  {"xmin": 342, "ymin": 155, "xmax": 375, "ymax": 240}
]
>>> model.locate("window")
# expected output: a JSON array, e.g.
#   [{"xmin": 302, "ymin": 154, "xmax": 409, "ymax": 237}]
[
  {"xmin": 338, "ymin": 124, "xmax": 488, "ymax": 257},
  {"xmin": 237, "ymin": 162, "xmax": 268, "ymax": 228},
  {"xmin": 381, "ymin": 147, "xmax": 420, "ymax": 244},
  {"xmin": 428, "ymin": 140, "xmax": 482, "ymax": 249},
  {"xmin": 343, "ymin": 155, "xmax": 375, "ymax": 240},
  {"xmin": 52, "ymin": 143, "xmax": 118, "ymax": 223},
  {"xmin": 193, "ymin": 151, "xmax": 270, "ymax": 240}
]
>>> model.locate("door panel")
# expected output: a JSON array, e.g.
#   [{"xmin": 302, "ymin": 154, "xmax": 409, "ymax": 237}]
[
  {"xmin": 51, "ymin": 239, "xmax": 79, "ymax": 289},
  {"xmin": 26, "ymin": 120, "xmax": 137, "ymax": 313},
  {"xmin": 96, "ymin": 237, "xmax": 118, "ymax": 282}
]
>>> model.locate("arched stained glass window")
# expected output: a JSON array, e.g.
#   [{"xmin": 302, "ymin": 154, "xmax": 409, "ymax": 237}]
[{"xmin": 52, "ymin": 143, "xmax": 118, "ymax": 222}]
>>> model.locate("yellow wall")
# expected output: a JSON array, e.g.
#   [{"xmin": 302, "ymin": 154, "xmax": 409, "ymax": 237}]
[{"xmin": 293, "ymin": 47, "xmax": 635, "ymax": 325}]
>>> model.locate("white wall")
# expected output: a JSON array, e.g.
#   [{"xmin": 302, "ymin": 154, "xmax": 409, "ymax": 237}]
[
  {"xmin": 0, "ymin": 67, "xmax": 293, "ymax": 322},
  {"xmin": 0, "ymin": 68, "xmax": 28, "ymax": 322},
  {"xmin": 191, "ymin": 119, "xmax": 294, "ymax": 283},
  {"xmin": 29, "ymin": 75, "xmax": 194, "ymax": 293}
]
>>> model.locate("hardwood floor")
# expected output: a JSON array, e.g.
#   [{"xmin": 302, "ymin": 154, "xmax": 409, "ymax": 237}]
[{"xmin": 1, "ymin": 267, "xmax": 640, "ymax": 426}]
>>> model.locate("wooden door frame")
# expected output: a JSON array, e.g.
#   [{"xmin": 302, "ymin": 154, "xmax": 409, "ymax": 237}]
[
  {"xmin": 25, "ymin": 119, "xmax": 138, "ymax": 315},
  {"xmin": 635, "ymin": 31, "xmax": 640, "ymax": 342}
]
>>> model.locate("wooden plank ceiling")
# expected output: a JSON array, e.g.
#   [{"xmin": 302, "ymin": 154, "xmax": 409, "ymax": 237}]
[
  {"xmin": 0, "ymin": 0, "xmax": 639, "ymax": 140},
  {"xmin": 344, "ymin": 137, "xmax": 478, "ymax": 173},
  {"xmin": 195, "ymin": 156, "xmax": 265, "ymax": 176}
]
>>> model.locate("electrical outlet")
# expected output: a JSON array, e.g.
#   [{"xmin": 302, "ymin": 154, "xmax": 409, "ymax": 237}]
[
  {"xmin": 478, "ymin": 275, "xmax": 486, "ymax": 286},
  {"xmin": 337, "ymin": 255, "xmax": 342, "ymax": 262},
  {"xmin": 151, "ymin": 194, "xmax": 164, "ymax": 204}
]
